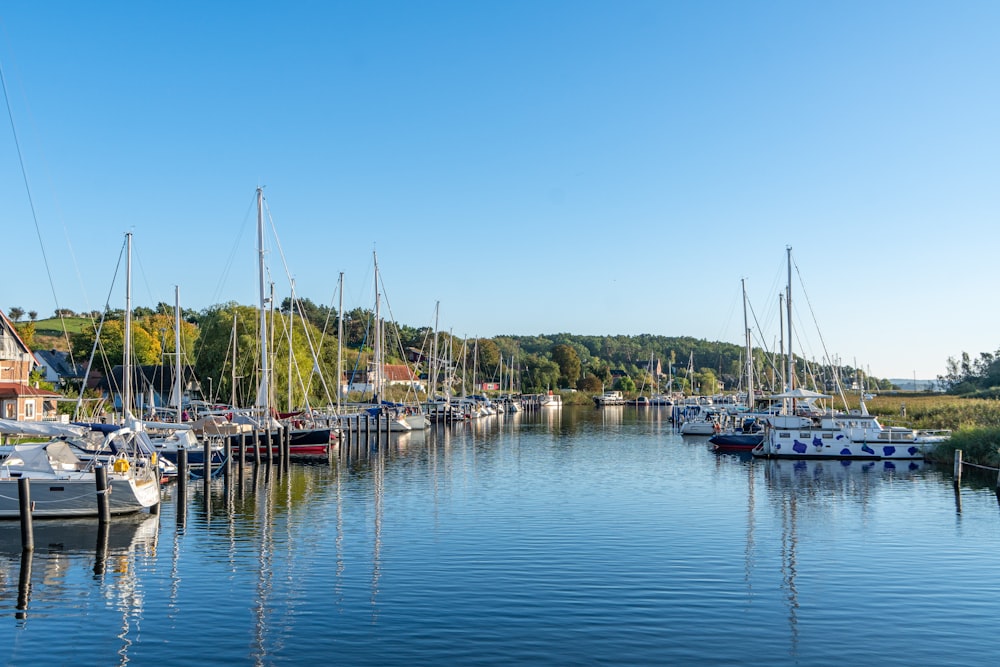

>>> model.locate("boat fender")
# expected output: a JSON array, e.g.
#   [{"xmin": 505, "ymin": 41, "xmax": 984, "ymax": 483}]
[
  {"xmin": 151, "ymin": 453, "xmax": 157, "ymax": 467},
  {"xmin": 113, "ymin": 457, "xmax": 131, "ymax": 473}
]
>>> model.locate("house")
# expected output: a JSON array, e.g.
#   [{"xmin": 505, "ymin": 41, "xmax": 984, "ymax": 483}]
[
  {"xmin": 35, "ymin": 348, "xmax": 86, "ymax": 389},
  {"xmin": 89, "ymin": 364, "xmax": 198, "ymax": 414},
  {"xmin": 0, "ymin": 309, "xmax": 61, "ymax": 421},
  {"xmin": 346, "ymin": 364, "xmax": 426, "ymax": 395}
]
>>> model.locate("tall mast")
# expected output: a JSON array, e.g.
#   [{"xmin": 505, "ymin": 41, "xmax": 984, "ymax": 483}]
[
  {"xmin": 256, "ymin": 187, "xmax": 269, "ymax": 418},
  {"xmin": 288, "ymin": 279, "xmax": 295, "ymax": 412},
  {"xmin": 786, "ymin": 245, "xmax": 794, "ymax": 391},
  {"xmin": 175, "ymin": 285, "xmax": 182, "ymax": 423},
  {"xmin": 231, "ymin": 311, "xmax": 238, "ymax": 407},
  {"xmin": 373, "ymin": 251, "xmax": 382, "ymax": 404},
  {"xmin": 431, "ymin": 301, "xmax": 440, "ymax": 399},
  {"xmin": 336, "ymin": 271, "xmax": 344, "ymax": 413},
  {"xmin": 742, "ymin": 278, "xmax": 752, "ymax": 409},
  {"xmin": 123, "ymin": 231, "xmax": 133, "ymax": 423}
]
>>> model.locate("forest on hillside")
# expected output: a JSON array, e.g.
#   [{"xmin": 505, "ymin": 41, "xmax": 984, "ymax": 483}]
[{"xmin": 12, "ymin": 300, "xmax": 895, "ymax": 405}]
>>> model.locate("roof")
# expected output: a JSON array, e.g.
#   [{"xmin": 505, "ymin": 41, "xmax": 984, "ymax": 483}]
[
  {"xmin": 383, "ymin": 364, "xmax": 417, "ymax": 382},
  {"xmin": 0, "ymin": 382, "xmax": 62, "ymax": 398},
  {"xmin": 35, "ymin": 349, "xmax": 86, "ymax": 378},
  {"xmin": 0, "ymin": 309, "xmax": 34, "ymax": 362}
]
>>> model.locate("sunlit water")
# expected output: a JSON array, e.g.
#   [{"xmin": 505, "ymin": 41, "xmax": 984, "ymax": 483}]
[{"xmin": 2, "ymin": 406, "xmax": 1000, "ymax": 666}]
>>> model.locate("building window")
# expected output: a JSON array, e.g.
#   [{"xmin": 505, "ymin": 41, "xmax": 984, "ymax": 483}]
[
  {"xmin": 3, "ymin": 402, "xmax": 13, "ymax": 419},
  {"xmin": 24, "ymin": 400, "xmax": 35, "ymax": 419}
]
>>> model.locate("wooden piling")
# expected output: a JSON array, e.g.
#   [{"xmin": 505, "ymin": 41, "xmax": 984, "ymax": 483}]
[
  {"xmin": 16, "ymin": 549, "xmax": 31, "ymax": 620},
  {"xmin": 94, "ymin": 521, "xmax": 109, "ymax": 577},
  {"xmin": 265, "ymin": 426, "xmax": 273, "ymax": 468},
  {"xmin": 18, "ymin": 477, "xmax": 33, "ymax": 552},
  {"xmin": 95, "ymin": 464, "xmax": 111, "ymax": 525},
  {"xmin": 224, "ymin": 437, "xmax": 232, "ymax": 484},
  {"xmin": 203, "ymin": 437, "xmax": 212, "ymax": 500},
  {"xmin": 177, "ymin": 448, "xmax": 188, "ymax": 502},
  {"xmin": 238, "ymin": 433, "xmax": 246, "ymax": 476},
  {"xmin": 953, "ymin": 449, "xmax": 963, "ymax": 487}
]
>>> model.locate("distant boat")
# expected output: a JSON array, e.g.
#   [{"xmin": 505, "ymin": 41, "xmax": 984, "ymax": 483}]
[
  {"xmin": 709, "ymin": 416, "xmax": 765, "ymax": 451},
  {"xmin": 539, "ymin": 392, "xmax": 562, "ymax": 408},
  {"xmin": 593, "ymin": 391, "xmax": 624, "ymax": 407},
  {"xmin": 677, "ymin": 404, "xmax": 719, "ymax": 436}
]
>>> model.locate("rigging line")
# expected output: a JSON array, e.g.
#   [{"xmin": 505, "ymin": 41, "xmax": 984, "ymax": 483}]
[
  {"xmin": 75, "ymin": 237, "xmax": 127, "ymax": 420},
  {"xmin": 0, "ymin": 59, "xmax": 65, "ymax": 327},
  {"xmin": 791, "ymin": 255, "xmax": 849, "ymax": 410}
]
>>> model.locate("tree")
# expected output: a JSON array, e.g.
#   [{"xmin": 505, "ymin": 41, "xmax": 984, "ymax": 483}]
[
  {"xmin": 618, "ymin": 376, "xmax": 637, "ymax": 393},
  {"xmin": 28, "ymin": 311, "xmax": 37, "ymax": 322},
  {"xmin": 523, "ymin": 355, "xmax": 560, "ymax": 393},
  {"xmin": 577, "ymin": 373, "xmax": 603, "ymax": 392},
  {"xmin": 14, "ymin": 322, "xmax": 35, "ymax": 346},
  {"xmin": 551, "ymin": 344, "xmax": 581, "ymax": 388},
  {"xmin": 8, "ymin": 307, "xmax": 23, "ymax": 322}
]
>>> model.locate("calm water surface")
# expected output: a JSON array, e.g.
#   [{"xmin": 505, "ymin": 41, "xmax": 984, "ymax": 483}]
[{"xmin": 2, "ymin": 406, "xmax": 1000, "ymax": 666}]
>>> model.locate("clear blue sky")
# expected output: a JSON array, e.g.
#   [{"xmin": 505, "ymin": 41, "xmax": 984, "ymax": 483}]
[{"xmin": 1, "ymin": 1, "xmax": 997, "ymax": 381}]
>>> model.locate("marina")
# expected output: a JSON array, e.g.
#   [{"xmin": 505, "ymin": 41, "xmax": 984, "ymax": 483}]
[{"xmin": 2, "ymin": 406, "xmax": 999, "ymax": 665}]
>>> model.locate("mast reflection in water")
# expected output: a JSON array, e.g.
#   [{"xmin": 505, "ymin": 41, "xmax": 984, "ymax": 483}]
[{"xmin": 2, "ymin": 408, "xmax": 1000, "ymax": 666}]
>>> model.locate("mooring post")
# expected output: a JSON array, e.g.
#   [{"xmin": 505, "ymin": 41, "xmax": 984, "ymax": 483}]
[
  {"xmin": 275, "ymin": 425, "xmax": 284, "ymax": 470},
  {"xmin": 224, "ymin": 437, "xmax": 232, "ymax": 485},
  {"xmin": 265, "ymin": 425, "xmax": 273, "ymax": 468},
  {"xmin": 16, "ymin": 549, "xmax": 32, "ymax": 620},
  {"xmin": 18, "ymin": 477, "xmax": 33, "ymax": 552},
  {"xmin": 177, "ymin": 448, "xmax": 188, "ymax": 504},
  {"xmin": 954, "ymin": 449, "xmax": 963, "ymax": 487},
  {"xmin": 239, "ymin": 433, "xmax": 246, "ymax": 477},
  {"xmin": 95, "ymin": 464, "xmax": 111, "ymax": 524},
  {"xmin": 203, "ymin": 437, "xmax": 213, "ymax": 500}
]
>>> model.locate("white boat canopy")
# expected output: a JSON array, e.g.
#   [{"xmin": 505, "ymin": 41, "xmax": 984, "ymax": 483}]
[
  {"xmin": 768, "ymin": 388, "xmax": 833, "ymax": 400},
  {"xmin": 0, "ymin": 418, "xmax": 88, "ymax": 438}
]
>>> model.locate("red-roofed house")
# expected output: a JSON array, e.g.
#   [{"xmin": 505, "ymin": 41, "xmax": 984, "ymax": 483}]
[
  {"xmin": 0, "ymin": 309, "xmax": 61, "ymax": 420},
  {"xmin": 346, "ymin": 364, "xmax": 425, "ymax": 394}
]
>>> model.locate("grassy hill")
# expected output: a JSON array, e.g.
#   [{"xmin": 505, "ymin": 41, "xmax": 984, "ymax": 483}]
[
  {"xmin": 32, "ymin": 317, "xmax": 92, "ymax": 335},
  {"xmin": 29, "ymin": 317, "xmax": 92, "ymax": 352}
]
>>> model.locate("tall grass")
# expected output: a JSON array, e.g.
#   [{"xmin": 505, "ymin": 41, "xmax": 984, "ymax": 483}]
[{"xmin": 844, "ymin": 393, "xmax": 1000, "ymax": 467}]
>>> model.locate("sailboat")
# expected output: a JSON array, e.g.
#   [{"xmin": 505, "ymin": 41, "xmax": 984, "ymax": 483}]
[
  {"xmin": 233, "ymin": 188, "xmax": 333, "ymax": 456},
  {"xmin": 710, "ymin": 279, "xmax": 766, "ymax": 451},
  {"xmin": 0, "ymin": 232, "xmax": 161, "ymax": 518},
  {"xmin": 752, "ymin": 248, "xmax": 947, "ymax": 460},
  {"xmin": 145, "ymin": 286, "xmax": 225, "ymax": 474},
  {"xmin": 360, "ymin": 251, "xmax": 427, "ymax": 431}
]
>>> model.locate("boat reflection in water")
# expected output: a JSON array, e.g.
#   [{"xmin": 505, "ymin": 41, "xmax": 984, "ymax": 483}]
[
  {"xmin": 0, "ymin": 514, "xmax": 159, "ymax": 632},
  {"xmin": 764, "ymin": 457, "xmax": 926, "ymax": 495}
]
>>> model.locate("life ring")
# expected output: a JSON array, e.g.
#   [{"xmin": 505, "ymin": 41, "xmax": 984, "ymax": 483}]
[{"xmin": 113, "ymin": 458, "xmax": 131, "ymax": 473}]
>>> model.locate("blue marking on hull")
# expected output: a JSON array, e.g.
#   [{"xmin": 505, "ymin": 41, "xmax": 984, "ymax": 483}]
[
  {"xmin": 792, "ymin": 442, "xmax": 807, "ymax": 454},
  {"xmin": 840, "ymin": 448, "xmax": 852, "ymax": 456},
  {"xmin": 861, "ymin": 444, "xmax": 875, "ymax": 455},
  {"xmin": 882, "ymin": 446, "xmax": 896, "ymax": 457}
]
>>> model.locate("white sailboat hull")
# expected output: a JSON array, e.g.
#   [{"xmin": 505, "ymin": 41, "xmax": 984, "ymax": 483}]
[{"xmin": 0, "ymin": 472, "xmax": 160, "ymax": 519}]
